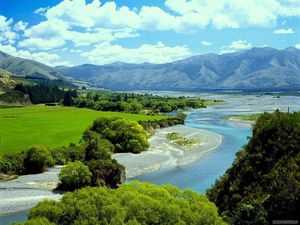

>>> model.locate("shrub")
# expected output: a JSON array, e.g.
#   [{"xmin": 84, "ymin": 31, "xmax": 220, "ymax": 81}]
[
  {"xmin": 23, "ymin": 145, "xmax": 54, "ymax": 173},
  {"xmin": 58, "ymin": 161, "xmax": 92, "ymax": 191},
  {"xmin": 24, "ymin": 181, "xmax": 226, "ymax": 225}
]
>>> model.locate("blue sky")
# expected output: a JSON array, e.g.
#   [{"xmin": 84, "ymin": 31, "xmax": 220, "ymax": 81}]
[{"xmin": 0, "ymin": 0, "xmax": 300, "ymax": 66}]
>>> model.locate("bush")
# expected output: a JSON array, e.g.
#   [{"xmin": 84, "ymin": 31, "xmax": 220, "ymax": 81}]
[
  {"xmin": 58, "ymin": 161, "xmax": 92, "ymax": 191},
  {"xmin": 90, "ymin": 117, "xmax": 149, "ymax": 153},
  {"xmin": 87, "ymin": 159, "xmax": 125, "ymax": 188},
  {"xmin": 24, "ymin": 181, "xmax": 226, "ymax": 225},
  {"xmin": 23, "ymin": 145, "xmax": 54, "ymax": 173}
]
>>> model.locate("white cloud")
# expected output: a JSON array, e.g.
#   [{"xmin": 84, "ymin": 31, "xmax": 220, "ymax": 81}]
[
  {"xmin": 0, "ymin": 15, "xmax": 18, "ymax": 44},
  {"xmin": 201, "ymin": 41, "xmax": 212, "ymax": 46},
  {"xmin": 34, "ymin": 7, "xmax": 50, "ymax": 15},
  {"xmin": 273, "ymin": 28, "xmax": 294, "ymax": 34},
  {"xmin": 18, "ymin": 38, "xmax": 66, "ymax": 50},
  {"xmin": 13, "ymin": 21, "xmax": 28, "ymax": 32},
  {"xmin": 220, "ymin": 40, "xmax": 252, "ymax": 54},
  {"xmin": 295, "ymin": 44, "xmax": 300, "ymax": 49},
  {"xmin": 81, "ymin": 42, "xmax": 191, "ymax": 65},
  {"xmin": 0, "ymin": 44, "xmax": 71, "ymax": 66}
]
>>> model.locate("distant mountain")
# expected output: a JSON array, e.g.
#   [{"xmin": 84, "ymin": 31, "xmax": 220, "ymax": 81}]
[
  {"xmin": 0, "ymin": 51, "xmax": 92, "ymax": 88},
  {"xmin": 0, "ymin": 51, "xmax": 65, "ymax": 80},
  {"xmin": 59, "ymin": 47, "xmax": 300, "ymax": 91}
]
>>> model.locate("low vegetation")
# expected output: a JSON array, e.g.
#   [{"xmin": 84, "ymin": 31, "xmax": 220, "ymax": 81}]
[
  {"xmin": 222, "ymin": 114, "xmax": 261, "ymax": 121},
  {"xmin": 0, "ymin": 106, "xmax": 164, "ymax": 155},
  {"xmin": 207, "ymin": 111, "xmax": 300, "ymax": 224},
  {"xmin": 166, "ymin": 132, "xmax": 200, "ymax": 150},
  {"xmin": 20, "ymin": 181, "xmax": 226, "ymax": 225}
]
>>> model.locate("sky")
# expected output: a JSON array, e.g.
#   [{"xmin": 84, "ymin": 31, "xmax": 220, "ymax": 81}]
[{"xmin": 0, "ymin": 0, "xmax": 300, "ymax": 67}]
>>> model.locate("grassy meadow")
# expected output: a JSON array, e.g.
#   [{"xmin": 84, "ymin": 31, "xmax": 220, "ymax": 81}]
[{"xmin": 0, "ymin": 105, "xmax": 165, "ymax": 155}]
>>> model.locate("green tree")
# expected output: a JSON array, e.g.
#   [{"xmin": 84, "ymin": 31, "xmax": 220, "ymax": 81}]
[
  {"xmin": 24, "ymin": 181, "xmax": 226, "ymax": 225},
  {"xmin": 58, "ymin": 161, "xmax": 92, "ymax": 191},
  {"xmin": 23, "ymin": 145, "xmax": 54, "ymax": 173}
]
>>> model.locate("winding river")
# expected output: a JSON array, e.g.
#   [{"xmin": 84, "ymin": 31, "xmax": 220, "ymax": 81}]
[{"xmin": 1, "ymin": 93, "xmax": 300, "ymax": 225}]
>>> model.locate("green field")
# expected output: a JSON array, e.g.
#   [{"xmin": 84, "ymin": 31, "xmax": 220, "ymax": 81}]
[{"xmin": 0, "ymin": 106, "xmax": 165, "ymax": 155}]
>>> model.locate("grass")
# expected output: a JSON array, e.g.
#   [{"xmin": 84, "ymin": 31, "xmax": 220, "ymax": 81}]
[
  {"xmin": 221, "ymin": 114, "xmax": 261, "ymax": 121},
  {"xmin": 0, "ymin": 105, "xmax": 166, "ymax": 155},
  {"xmin": 166, "ymin": 132, "xmax": 200, "ymax": 150}
]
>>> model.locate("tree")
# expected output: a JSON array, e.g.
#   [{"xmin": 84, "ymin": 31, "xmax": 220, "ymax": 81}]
[
  {"xmin": 82, "ymin": 130, "xmax": 112, "ymax": 161},
  {"xmin": 23, "ymin": 145, "xmax": 54, "ymax": 173},
  {"xmin": 58, "ymin": 161, "xmax": 92, "ymax": 191},
  {"xmin": 24, "ymin": 181, "xmax": 226, "ymax": 225}
]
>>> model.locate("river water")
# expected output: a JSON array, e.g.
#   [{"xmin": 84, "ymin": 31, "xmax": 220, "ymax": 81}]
[{"xmin": 1, "ymin": 93, "xmax": 300, "ymax": 225}]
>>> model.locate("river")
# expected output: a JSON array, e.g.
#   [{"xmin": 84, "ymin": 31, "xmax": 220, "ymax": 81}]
[{"xmin": 1, "ymin": 93, "xmax": 300, "ymax": 225}]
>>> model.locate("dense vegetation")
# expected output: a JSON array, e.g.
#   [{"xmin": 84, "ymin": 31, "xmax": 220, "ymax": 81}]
[
  {"xmin": 20, "ymin": 181, "xmax": 226, "ymax": 225},
  {"xmin": 207, "ymin": 111, "xmax": 300, "ymax": 224},
  {"xmin": 89, "ymin": 117, "xmax": 149, "ymax": 153},
  {"xmin": 0, "ymin": 106, "xmax": 164, "ymax": 154},
  {"xmin": 138, "ymin": 113, "xmax": 186, "ymax": 131},
  {"xmin": 65, "ymin": 92, "xmax": 213, "ymax": 114},
  {"xmin": 14, "ymin": 83, "xmax": 65, "ymax": 104}
]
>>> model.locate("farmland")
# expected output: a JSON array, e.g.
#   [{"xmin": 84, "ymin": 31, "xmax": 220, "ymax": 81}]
[{"xmin": 0, "ymin": 105, "xmax": 165, "ymax": 155}]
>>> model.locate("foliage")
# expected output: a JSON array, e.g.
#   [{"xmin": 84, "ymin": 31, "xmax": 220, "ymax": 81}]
[
  {"xmin": 58, "ymin": 161, "xmax": 92, "ymax": 191},
  {"xmin": 64, "ymin": 91, "xmax": 209, "ymax": 114},
  {"xmin": 207, "ymin": 111, "xmax": 300, "ymax": 224},
  {"xmin": 15, "ymin": 83, "xmax": 64, "ymax": 104},
  {"xmin": 166, "ymin": 132, "xmax": 199, "ymax": 150},
  {"xmin": 22, "ymin": 181, "xmax": 226, "ymax": 225},
  {"xmin": 90, "ymin": 117, "xmax": 149, "ymax": 153},
  {"xmin": 139, "ymin": 113, "xmax": 187, "ymax": 131},
  {"xmin": 0, "ymin": 105, "xmax": 164, "ymax": 155},
  {"xmin": 87, "ymin": 159, "xmax": 125, "ymax": 188},
  {"xmin": 23, "ymin": 145, "xmax": 54, "ymax": 173}
]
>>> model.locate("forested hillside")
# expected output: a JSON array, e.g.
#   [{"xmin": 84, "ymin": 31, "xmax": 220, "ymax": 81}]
[{"xmin": 207, "ymin": 111, "xmax": 300, "ymax": 224}]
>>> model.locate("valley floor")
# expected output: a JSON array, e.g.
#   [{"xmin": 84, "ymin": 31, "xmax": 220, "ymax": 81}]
[{"xmin": 113, "ymin": 125, "xmax": 222, "ymax": 178}]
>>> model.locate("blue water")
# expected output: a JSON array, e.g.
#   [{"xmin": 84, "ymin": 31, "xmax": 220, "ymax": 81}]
[{"xmin": 129, "ymin": 105, "xmax": 252, "ymax": 193}]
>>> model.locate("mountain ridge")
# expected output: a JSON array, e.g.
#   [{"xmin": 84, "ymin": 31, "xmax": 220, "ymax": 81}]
[
  {"xmin": 58, "ymin": 46, "xmax": 300, "ymax": 90},
  {"xmin": 1, "ymin": 47, "xmax": 300, "ymax": 91}
]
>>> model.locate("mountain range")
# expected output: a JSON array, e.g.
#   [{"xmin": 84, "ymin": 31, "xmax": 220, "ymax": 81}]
[{"xmin": 1, "ymin": 47, "xmax": 300, "ymax": 91}]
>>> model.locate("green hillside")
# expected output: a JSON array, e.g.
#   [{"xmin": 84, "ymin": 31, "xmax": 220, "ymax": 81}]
[
  {"xmin": 207, "ymin": 111, "xmax": 300, "ymax": 224},
  {"xmin": 0, "ymin": 106, "xmax": 165, "ymax": 155}
]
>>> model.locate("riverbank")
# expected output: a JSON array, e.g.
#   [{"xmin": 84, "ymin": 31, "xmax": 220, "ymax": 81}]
[{"xmin": 113, "ymin": 125, "xmax": 222, "ymax": 178}]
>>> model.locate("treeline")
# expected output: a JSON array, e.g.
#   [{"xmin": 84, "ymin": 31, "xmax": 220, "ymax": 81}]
[
  {"xmin": 15, "ymin": 82, "xmax": 64, "ymax": 104},
  {"xmin": 64, "ymin": 91, "xmax": 208, "ymax": 114},
  {"xmin": 20, "ymin": 182, "xmax": 226, "ymax": 225},
  {"xmin": 139, "ymin": 113, "xmax": 187, "ymax": 131},
  {"xmin": 207, "ymin": 111, "xmax": 300, "ymax": 224}
]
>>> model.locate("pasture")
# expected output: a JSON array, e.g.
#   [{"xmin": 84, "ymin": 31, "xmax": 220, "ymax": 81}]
[{"xmin": 0, "ymin": 105, "xmax": 165, "ymax": 155}]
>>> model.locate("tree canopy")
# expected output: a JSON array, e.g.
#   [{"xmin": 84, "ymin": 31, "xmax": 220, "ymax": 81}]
[
  {"xmin": 22, "ymin": 181, "xmax": 226, "ymax": 225},
  {"xmin": 207, "ymin": 111, "xmax": 300, "ymax": 224}
]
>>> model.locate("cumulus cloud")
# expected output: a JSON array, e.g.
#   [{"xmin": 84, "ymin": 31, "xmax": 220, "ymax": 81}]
[
  {"xmin": 201, "ymin": 41, "xmax": 212, "ymax": 46},
  {"xmin": 0, "ymin": 15, "xmax": 18, "ymax": 44},
  {"xmin": 0, "ymin": 44, "xmax": 71, "ymax": 66},
  {"xmin": 273, "ymin": 28, "xmax": 294, "ymax": 34},
  {"xmin": 18, "ymin": 38, "xmax": 66, "ymax": 50},
  {"xmin": 220, "ymin": 40, "xmax": 252, "ymax": 54},
  {"xmin": 81, "ymin": 42, "xmax": 191, "ymax": 65},
  {"xmin": 295, "ymin": 44, "xmax": 300, "ymax": 49},
  {"xmin": 13, "ymin": 21, "xmax": 28, "ymax": 32}
]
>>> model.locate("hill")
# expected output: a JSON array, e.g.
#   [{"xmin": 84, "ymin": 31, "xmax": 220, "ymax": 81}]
[
  {"xmin": 0, "ymin": 51, "xmax": 90, "ymax": 88},
  {"xmin": 0, "ymin": 69, "xmax": 15, "ymax": 93},
  {"xmin": 207, "ymin": 111, "xmax": 300, "ymax": 224},
  {"xmin": 0, "ymin": 106, "xmax": 165, "ymax": 155},
  {"xmin": 59, "ymin": 47, "xmax": 300, "ymax": 91}
]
